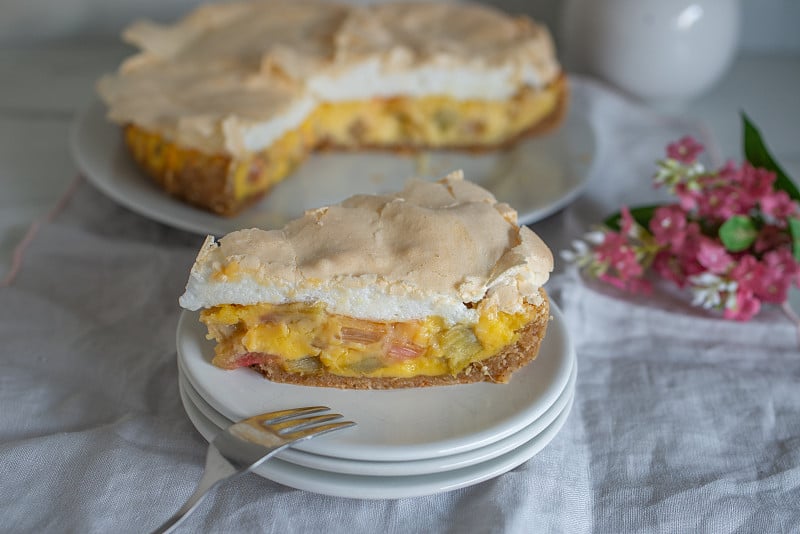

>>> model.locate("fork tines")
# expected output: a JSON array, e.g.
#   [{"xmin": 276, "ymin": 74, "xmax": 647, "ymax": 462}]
[
  {"xmin": 249, "ymin": 406, "xmax": 332, "ymax": 424},
  {"xmin": 245, "ymin": 406, "xmax": 356, "ymax": 440}
]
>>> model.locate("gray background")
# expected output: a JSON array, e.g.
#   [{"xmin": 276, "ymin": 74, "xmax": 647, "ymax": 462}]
[{"xmin": 2, "ymin": 0, "xmax": 800, "ymax": 55}]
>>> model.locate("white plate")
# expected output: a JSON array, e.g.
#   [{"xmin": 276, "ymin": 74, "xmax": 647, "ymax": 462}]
[
  {"xmin": 70, "ymin": 98, "xmax": 595, "ymax": 236},
  {"xmin": 179, "ymin": 358, "xmax": 576, "ymax": 476},
  {"xmin": 179, "ymin": 375, "xmax": 574, "ymax": 499},
  {"xmin": 177, "ymin": 302, "xmax": 574, "ymax": 462}
]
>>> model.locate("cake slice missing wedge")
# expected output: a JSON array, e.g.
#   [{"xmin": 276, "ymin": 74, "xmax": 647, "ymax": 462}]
[
  {"xmin": 178, "ymin": 171, "xmax": 553, "ymax": 389},
  {"xmin": 98, "ymin": 0, "xmax": 566, "ymax": 216}
]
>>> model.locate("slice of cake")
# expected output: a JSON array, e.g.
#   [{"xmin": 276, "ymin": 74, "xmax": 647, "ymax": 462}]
[
  {"xmin": 179, "ymin": 171, "xmax": 553, "ymax": 389},
  {"xmin": 98, "ymin": 0, "xmax": 567, "ymax": 216}
]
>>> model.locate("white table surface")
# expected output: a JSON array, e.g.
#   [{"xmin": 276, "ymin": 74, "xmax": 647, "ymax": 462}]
[{"xmin": 1, "ymin": 44, "xmax": 799, "ymax": 277}]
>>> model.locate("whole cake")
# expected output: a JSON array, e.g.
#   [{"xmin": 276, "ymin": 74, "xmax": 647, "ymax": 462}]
[
  {"xmin": 99, "ymin": 0, "xmax": 567, "ymax": 216},
  {"xmin": 179, "ymin": 171, "xmax": 554, "ymax": 389}
]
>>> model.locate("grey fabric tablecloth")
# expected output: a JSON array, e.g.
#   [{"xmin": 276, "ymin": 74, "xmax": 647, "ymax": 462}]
[{"xmin": 2, "ymin": 79, "xmax": 798, "ymax": 533}]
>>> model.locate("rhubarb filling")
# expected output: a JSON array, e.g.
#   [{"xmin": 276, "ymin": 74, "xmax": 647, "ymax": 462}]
[{"xmin": 200, "ymin": 301, "xmax": 540, "ymax": 379}]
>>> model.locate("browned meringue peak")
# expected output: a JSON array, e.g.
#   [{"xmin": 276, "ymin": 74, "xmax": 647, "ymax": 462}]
[
  {"xmin": 334, "ymin": 1, "xmax": 557, "ymax": 73},
  {"xmin": 122, "ymin": 0, "xmax": 347, "ymax": 80},
  {"xmin": 179, "ymin": 172, "xmax": 553, "ymax": 323}
]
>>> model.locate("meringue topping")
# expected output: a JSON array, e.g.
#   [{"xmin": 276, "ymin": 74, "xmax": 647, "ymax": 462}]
[{"xmin": 179, "ymin": 171, "xmax": 553, "ymax": 325}]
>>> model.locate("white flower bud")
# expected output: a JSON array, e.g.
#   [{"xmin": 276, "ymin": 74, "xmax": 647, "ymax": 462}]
[
  {"xmin": 584, "ymin": 231, "xmax": 606, "ymax": 245},
  {"xmin": 560, "ymin": 249, "xmax": 577, "ymax": 262}
]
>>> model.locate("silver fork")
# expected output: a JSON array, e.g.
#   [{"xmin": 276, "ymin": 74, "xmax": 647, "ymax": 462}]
[{"xmin": 153, "ymin": 406, "xmax": 355, "ymax": 533}]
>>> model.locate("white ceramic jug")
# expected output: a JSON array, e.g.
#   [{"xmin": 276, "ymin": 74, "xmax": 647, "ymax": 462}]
[{"xmin": 561, "ymin": 0, "xmax": 741, "ymax": 106}]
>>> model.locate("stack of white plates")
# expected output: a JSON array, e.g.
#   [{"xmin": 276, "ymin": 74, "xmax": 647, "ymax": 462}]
[{"xmin": 176, "ymin": 303, "xmax": 576, "ymax": 499}]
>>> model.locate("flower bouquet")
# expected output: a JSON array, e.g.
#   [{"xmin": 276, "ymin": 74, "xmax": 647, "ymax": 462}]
[{"xmin": 564, "ymin": 115, "xmax": 800, "ymax": 324}]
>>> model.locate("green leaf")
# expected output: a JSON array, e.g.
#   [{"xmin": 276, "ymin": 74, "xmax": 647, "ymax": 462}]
[
  {"xmin": 789, "ymin": 217, "xmax": 800, "ymax": 263},
  {"xmin": 719, "ymin": 215, "xmax": 757, "ymax": 252},
  {"xmin": 742, "ymin": 112, "xmax": 800, "ymax": 201},
  {"xmin": 603, "ymin": 205, "xmax": 660, "ymax": 232}
]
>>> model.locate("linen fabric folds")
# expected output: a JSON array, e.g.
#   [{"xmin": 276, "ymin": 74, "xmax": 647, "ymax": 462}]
[{"xmin": 1, "ymin": 78, "xmax": 798, "ymax": 533}]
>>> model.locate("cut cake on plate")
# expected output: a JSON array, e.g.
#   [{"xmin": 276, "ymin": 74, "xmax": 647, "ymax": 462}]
[
  {"xmin": 98, "ymin": 0, "xmax": 567, "ymax": 215},
  {"xmin": 179, "ymin": 171, "xmax": 554, "ymax": 389}
]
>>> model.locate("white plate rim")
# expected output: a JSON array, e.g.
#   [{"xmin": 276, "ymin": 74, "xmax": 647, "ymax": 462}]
[
  {"xmin": 177, "ymin": 301, "xmax": 575, "ymax": 462},
  {"xmin": 178, "ymin": 376, "xmax": 574, "ymax": 499},
  {"xmin": 70, "ymin": 96, "xmax": 595, "ymax": 236},
  {"xmin": 179, "ymin": 358, "xmax": 576, "ymax": 477}
]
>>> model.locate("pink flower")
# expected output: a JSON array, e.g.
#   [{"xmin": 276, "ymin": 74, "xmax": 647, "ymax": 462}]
[
  {"xmin": 620, "ymin": 206, "xmax": 635, "ymax": 236},
  {"xmin": 592, "ymin": 213, "xmax": 652, "ymax": 294},
  {"xmin": 678, "ymin": 233, "xmax": 708, "ymax": 278},
  {"xmin": 739, "ymin": 162, "xmax": 775, "ymax": 198},
  {"xmin": 696, "ymin": 238, "xmax": 734, "ymax": 274},
  {"xmin": 717, "ymin": 160, "xmax": 744, "ymax": 186},
  {"xmin": 695, "ymin": 184, "xmax": 755, "ymax": 221},
  {"xmin": 760, "ymin": 190, "xmax": 799, "ymax": 219},
  {"xmin": 650, "ymin": 205, "xmax": 689, "ymax": 248},
  {"xmin": 754, "ymin": 225, "xmax": 792, "ymax": 253},
  {"xmin": 725, "ymin": 253, "xmax": 798, "ymax": 306},
  {"xmin": 674, "ymin": 183, "xmax": 700, "ymax": 212},
  {"xmin": 667, "ymin": 136, "xmax": 704, "ymax": 164},
  {"xmin": 757, "ymin": 248, "xmax": 800, "ymax": 302},
  {"xmin": 724, "ymin": 289, "xmax": 761, "ymax": 321},
  {"xmin": 653, "ymin": 251, "xmax": 688, "ymax": 287},
  {"xmin": 728, "ymin": 255, "xmax": 765, "ymax": 295},
  {"xmin": 583, "ymin": 131, "xmax": 800, "ymax": 323},
  {"xmin": 594, "ymin": 233, "xmax": 642, "ymax": 280},
  {"xmin": 650, "ymin": 229, "xmax": 706, "ymax": 289}
]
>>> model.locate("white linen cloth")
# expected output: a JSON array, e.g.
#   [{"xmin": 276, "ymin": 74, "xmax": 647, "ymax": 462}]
[{"xmin": 1, "ymin": 78, "xmax": 798, "ymax": 533}]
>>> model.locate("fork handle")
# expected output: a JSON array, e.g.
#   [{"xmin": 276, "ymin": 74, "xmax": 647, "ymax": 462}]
[{"xmin": 152, "ymin": 446, "xmax": 240, "ymax": 534}]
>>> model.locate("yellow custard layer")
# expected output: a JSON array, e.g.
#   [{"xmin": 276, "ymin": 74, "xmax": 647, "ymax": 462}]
[
  {"xmin": 310, "ymin": 83, "xmax": 560, "ymax": 152},
  {"xmin": 200, "ymin": 302, "xmax": 535, "ymax": 379}
]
